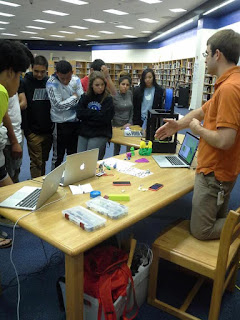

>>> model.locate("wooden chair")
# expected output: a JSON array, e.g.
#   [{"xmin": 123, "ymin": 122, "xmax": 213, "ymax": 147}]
[{"xmin": 148, "ymin": 208, "xmax": 240, "ymax": 320}]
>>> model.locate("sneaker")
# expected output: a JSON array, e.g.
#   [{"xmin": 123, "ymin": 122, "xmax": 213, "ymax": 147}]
[{"xmin": 0, "ymin": 216, "xmax": 20, "ymax": 228}]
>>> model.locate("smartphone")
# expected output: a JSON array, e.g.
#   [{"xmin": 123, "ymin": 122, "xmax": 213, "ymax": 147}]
[
  {"xmin": 113, "ymin": 181, "xmax": 131, "ymax": 186},
  {"xmin": 149, "ymin": 183, "xmax": 163, "ymax": 191}
]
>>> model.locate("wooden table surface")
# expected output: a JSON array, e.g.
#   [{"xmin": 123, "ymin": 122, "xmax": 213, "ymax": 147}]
[
  {"xmin": 111, "ymin": 125, "xmax": 143, "ymax": 148},
  {"xmin": 0, "ymin": 151, "xmax": 196, "ymax": 319}
]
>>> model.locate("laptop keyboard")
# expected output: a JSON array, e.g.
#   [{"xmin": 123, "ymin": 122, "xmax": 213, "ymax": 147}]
[
  {"xmin": 16, "ymin": 188, "xmax": 41, "ymax": 208},
  {"xmin": 166, "ymin": 156, "xmax": 185, "ymax": 166}
]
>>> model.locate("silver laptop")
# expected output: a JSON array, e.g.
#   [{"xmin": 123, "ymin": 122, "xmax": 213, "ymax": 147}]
[
  {"xmin": 0, "ymin": 163, "xmax": 65, "ymax": 211},
  {"xmin": 152, "ymin": 132, "xmax": 199, "ymax": 168},
  {"xmin": 60, "ymin": 149, "xmax": 99, "ymax": 187}
]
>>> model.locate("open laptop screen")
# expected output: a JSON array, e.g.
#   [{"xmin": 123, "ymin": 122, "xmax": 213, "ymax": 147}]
[{"xmin": 178, "ymin": 132, "xmax": 199, "ymax": 165}]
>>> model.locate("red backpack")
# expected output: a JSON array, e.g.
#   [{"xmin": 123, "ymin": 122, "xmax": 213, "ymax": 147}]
[{"xmin": 84, "ymin": 245, "xmax": 138, "ymax": 320}]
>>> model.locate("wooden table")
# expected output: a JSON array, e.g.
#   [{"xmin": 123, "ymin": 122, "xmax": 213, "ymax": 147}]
[
  {"xmin": 111, "ymin": 125, "xmax": 143, "ymax": 149},
  {"xmin": 0, "ymin": 153, "xmax": 196, "ymax": 320}
]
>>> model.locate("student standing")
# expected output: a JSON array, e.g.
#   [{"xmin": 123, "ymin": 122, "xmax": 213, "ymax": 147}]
[
  {"xmin": 3, "ymin": 93, "xmax": 23, "ymax": 182},
  {"xmin": 112, "ymin": 75, "xmax": 133, "ymax": 155},
  {"xmin": 132, "ymin": 68, "xmax": 164, "ymax": 129},
  {"xmin": 46, "ymin": 60, "xmax": 83, "ymax": 168},
  {"xmin": 77, "ymin": 71, "xmax": 114, "ymax": 160},
  {"xmin": 0, "ymin": 40, "xmax": 30, "ymax": 187},
  {"xmin": 22, "ymin": 56, "xmax": 53, "ymax": 178},
  {"xmin": 0, "ymin": 40, "xmax": 30, "ymax": 240},
  {"xmin": 81, "ymin": 59, "xmax": 116, "ymax": 96},
  {"xmin": 155, "ymin": 29, "xmax": 240, "ymax": 240}
]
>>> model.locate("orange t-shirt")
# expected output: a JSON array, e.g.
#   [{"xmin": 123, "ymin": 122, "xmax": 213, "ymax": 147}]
[{"xmin": 196, "ymin": 66, "xmax": 240, "ymax": 181}]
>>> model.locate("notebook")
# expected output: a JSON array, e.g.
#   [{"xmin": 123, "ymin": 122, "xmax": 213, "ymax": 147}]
[
  {"xmin": 0, "ymin": 163, "xmax": 65, "ymax": 211},
  {"xmin": 152, "ymin": 132, "xmax": 199, "ymax": 168},
  {"xmin": 60, "ymin": 149, "xmax": 99, "ymax": 187}
]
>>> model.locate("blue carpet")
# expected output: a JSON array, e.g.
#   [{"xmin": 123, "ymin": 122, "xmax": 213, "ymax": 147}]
[{"xmin": 1, "ymin": 106, "xmax": 239, "ymax": 319}]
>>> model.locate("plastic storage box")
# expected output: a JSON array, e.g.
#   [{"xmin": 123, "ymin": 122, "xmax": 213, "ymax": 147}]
[
  {"xmin": 58, "ymin": 262, "xmax": 151, "ymax": 319},
  {"xmin": 86, "ymin": 196, "xmax": 128, "ymax": 219},
  {"xmin": 58, "ymin": 281, "xmax": 127, "ymax": 320}
]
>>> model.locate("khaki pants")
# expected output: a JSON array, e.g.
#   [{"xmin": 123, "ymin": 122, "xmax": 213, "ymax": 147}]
[
  {"xmin": 190, "ymin": 172, "xmax": 236, "ymax": 240},
  {"xmin": 3, "ymin": 141, "xmax": 23, "ymax": 183},
  {"xmin": 27, "ymin": 133, "xmax": 52, "ymax": 179}
]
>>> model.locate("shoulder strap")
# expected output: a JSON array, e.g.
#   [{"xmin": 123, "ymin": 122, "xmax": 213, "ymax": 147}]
[{"xmin": 122, "ymin": 264, "xmax": 139, "ymax": 320}]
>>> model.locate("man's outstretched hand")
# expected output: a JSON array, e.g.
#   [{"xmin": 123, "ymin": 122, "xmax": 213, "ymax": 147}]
[{"xmin": 155, "ymin": 119, "xmax": 178, "ymax": 140}]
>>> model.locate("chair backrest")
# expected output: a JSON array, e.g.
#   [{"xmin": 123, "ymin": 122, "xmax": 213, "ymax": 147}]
[{"xmin": 215, "ymin": 207, "xmax": 240, "ymax": 280}]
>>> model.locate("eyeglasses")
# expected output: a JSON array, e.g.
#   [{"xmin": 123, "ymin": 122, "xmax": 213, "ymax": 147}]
[{"xmin": 202, "ymin": 51, "xmax": 209, "ymax": 58}]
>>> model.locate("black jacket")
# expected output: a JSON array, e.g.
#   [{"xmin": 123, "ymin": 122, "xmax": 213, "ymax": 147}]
[
  {"xmin": 76, "ymin": 93, "xmax": 114, "ymax": 139},
  {"xmin": 22, "ymin": 72, "xmax": 53, "ymax": 136},
  {"xmin": 132, "ymin": 84, "xmax": 165, "ymax": 126}
]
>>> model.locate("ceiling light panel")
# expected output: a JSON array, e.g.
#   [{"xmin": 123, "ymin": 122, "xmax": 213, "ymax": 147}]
[
  {"xmin": 42, "ymin": 10, "xmax": 69, "ymax": 16},
  {"xmin": 50, "ymin": 35, "xmax": 65, "ymax": 37},
  {"xmin": 138, "ymin": 18, "xmax": 158, "ymax": 23},
  {"xmin": 0, "ymin": 12, "xmax": 15, "ymax": 17},
  {"xmin": 69, "ymin": 25, "xmax": 88, "ymax": 29},
  {"xmin": 141, "ymin": 31, "xmax": 151, "ymax": 33},
  {"xmin": 115, "ymin": 25, "xmax": 133, "ymax": 29},
  {"xmin": 26, "ymin": 26, "xmax": 46, "ymax": 30},
  {"xmin": 0, "ymin": 1, "xmax": 20, "ymax": 7},
  {"xmin": 86, "ymin": 34, "xmax": 100, "ymax": 37},
  {"xmin": 83, "ymin": 19, "xmax": 105, "ymax": 23},
  {"xmin": 1, "ymin": 32, "xmax": 17, "ymax": 36},
  {"xmin": 0, "ymin": 21, "xmax": 9, "ymax": 24},
  {"xmin": 30, "ymin": 37, "xmax": 45, "ymax": 39},
  {"xmin": 99, "ymin": 31, "xmax": 115, "ymax": 34},
  {"xmin": 75, "ymin": 38, "xmax": 87, "ymax": 40},
  {"xmin": 33, "ymin": 19, "xmax": 55, "ymax": 24},
  {"xmin": 20, "ymin": 31, "xmax": 38, "ymax": 34},
  {"xmin": 0, "ymin": 27, "xmax": 5, "ymax": 30},
  {"xmin": 169, "ymin": 8, "xmax": 187, "ymax": 13},
  {"xmin": 60, "ymin": 0, "xmax": 88, "ymax": 5},
  {"xmin": 124, "ymin": 35, "xmax": 137, "ymax": 38},
  {"xmin": 139, "ymin": 0, "xmax": 162, "ymax": 3},
  {"xmin": 103, "ymin": 9, "xmax": 129, "ymax": 15}
]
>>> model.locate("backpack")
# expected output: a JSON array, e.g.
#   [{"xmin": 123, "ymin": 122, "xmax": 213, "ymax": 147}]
[{"xmin": 84, "ymin": 245, "xmax": 138, "ymax": 320}]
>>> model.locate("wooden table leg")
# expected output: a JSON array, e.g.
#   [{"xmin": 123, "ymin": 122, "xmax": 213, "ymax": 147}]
[{"xmin": 65, "ymin": 253, "xmax": 84, "ymax": 320}]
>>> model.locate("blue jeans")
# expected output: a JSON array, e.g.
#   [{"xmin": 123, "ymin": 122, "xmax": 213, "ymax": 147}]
[{"xmin": 77, "ymin": 136, "xmax": 108, "ymax": 160}]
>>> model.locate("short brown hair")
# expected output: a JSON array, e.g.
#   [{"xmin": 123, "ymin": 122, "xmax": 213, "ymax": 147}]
[{"xmin": 207, "ymin": 29, "xmax": 240, "ymax": 65}]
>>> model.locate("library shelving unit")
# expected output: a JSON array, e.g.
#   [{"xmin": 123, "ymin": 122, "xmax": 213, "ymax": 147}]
[
  {"xmin": 75, "ymin": 61, "xmax": 87, "ymax": 78},
  {"xmin": 48, "ymin": 60, "xmax": 76, "ymax": 76},
  {"xmin": 47, "ymin": 59, "xmax": 195, "ymax": 103},
  {"xmin": 202, "ymin": 73, "xmax": 217, "ymax": 104},
  {"xmin": 153, "ymin": 58, "xmax": 195, "ymax": 106}
]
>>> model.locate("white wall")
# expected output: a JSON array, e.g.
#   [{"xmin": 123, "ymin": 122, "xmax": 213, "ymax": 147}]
[
  {"xmin": 92, "ymin": 48, "xmax": 160, "ymax": 63},
  {"xmin": 31, "ymin": 50, "xmax": 92, "ymax": 61},
  {"xmin": 91, "ymin": 36, "xmax": 197, "ymax": 63},
  {"xmin": 157, "ymin": 36, "xmax": 197, "ymax": 61}
]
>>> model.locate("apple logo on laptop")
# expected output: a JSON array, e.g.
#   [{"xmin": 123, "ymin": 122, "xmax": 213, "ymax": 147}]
[{"xmin": 80, "ymin": 163, "xmax": 85, "ymax": 170}]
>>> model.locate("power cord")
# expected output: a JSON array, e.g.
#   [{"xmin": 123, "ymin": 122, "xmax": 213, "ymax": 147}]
[{"xmin": 9, "ymin": 189, "xmax": 67, "ymax": 320}]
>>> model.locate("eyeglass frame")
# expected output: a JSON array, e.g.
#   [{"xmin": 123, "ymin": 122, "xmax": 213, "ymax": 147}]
[{"xmin": 202, "ymin": 51, "xmax": 209, "ymax": 58}]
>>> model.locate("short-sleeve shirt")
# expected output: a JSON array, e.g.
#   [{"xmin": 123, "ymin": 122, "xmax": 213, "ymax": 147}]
[
  {"xmin": 0, "ymin": 84, "xmax": 9, "ymax": 123},
  {"xmin": 197, "ymin": 66, "xmax": 240, "ymax": 181},
  {"xmin": 81, "ymin": 76, "xmax": 89, "ymax": 93}
]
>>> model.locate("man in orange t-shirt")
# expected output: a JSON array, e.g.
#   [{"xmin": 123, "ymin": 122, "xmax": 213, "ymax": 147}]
[{"xmin": 155, "ymin": 29, "xmax": 240, "ymax": 240}]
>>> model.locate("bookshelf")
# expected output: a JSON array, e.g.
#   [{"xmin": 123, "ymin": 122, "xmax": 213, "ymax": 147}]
[
  {"xmin": 47, "ymin": 59, "xmax": 195, "ymax": 104},
  {"xmin": 153, "ymin": 58, "xmax": 195, "ymax": 105},
  {"xmin": 202, "ymin": 73, "xmax": 216, "ymax": 104}
]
